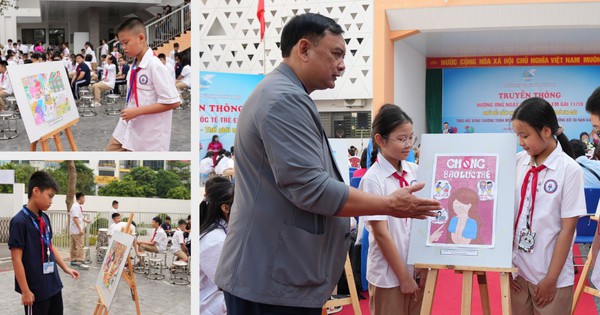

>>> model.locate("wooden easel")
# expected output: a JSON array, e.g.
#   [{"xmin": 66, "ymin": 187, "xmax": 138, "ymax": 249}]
[
  {"xmin": 322, "ymin": 254, "xmax": 362, "ymax": 315},
  {"xmin": 415, "ymin": 264, "xmax": 517, "ymax": 315},
  {"xmin": 572, "ymin": 215, "xmax": 600, "ymax": 314},
  {"xmin": 93, "ymin": 213, "xmax": 141, "ymax": 315},
  {"xmin": 30, "ymin": 118, "xmax": 78, "ymax": 151}
]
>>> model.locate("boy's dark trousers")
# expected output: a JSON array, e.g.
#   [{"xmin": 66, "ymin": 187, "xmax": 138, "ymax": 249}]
[{"xmin": 23, "ymin": 292, "xmax": 63, "ymax": 315}]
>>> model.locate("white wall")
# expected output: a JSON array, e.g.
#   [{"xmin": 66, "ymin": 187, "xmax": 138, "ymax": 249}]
[
  {"xmin": 394, "ymin": 40, "xmax": 427, "ymax": 141},
  {"xmin": 0, "ymin": 16, "xmax": 18, "ymax": 45},
  {"xmin": 0, "ymin": 193, "xmax": 190, "ymax": 217}
]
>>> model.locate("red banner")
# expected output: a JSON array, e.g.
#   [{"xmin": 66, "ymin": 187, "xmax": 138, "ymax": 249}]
[{"xmin": 427, "ymin": 55, "xmax": 600, "ymax": 69}]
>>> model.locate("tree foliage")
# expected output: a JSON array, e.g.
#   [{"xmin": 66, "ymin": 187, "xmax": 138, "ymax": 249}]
[{"xmin": 166, "ymin": 186, "xmax": 191, "ymax": 200}]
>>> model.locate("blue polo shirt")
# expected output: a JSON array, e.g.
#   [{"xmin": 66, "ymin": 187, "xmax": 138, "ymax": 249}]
[{"xmin": 8, "ymin": 206, "xmax": 63, "ymax": 301}]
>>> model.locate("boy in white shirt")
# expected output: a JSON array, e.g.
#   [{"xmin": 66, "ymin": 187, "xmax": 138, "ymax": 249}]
[
  {"xmin": 105, "ymin": 17, "xmax": 180, "ymax": 151},
  {"xmin": 69, "ymin": 193, "xmax": 91, "ymax": 269},
  {"xmin": 107, "ymin": 213, "xmax": 121, "ymax": 241},
  {"xmin": 90, "ymin": 55, "xmax": 117, "ymax": 107},
  {"xmin": 171, "ymin": 220, "xmax": 189, "ymax": 262},
  {"xmin": 136, "ymin": 216, "xmax": 168, "ymax": 254},
  {"xmin": 0, "ymin": 61, "xmax": 13, "ymax": 111}
]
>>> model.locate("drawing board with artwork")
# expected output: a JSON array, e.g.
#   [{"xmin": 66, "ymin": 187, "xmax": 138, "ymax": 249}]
[
  {"xmin": 7, "ymin": 62, "xmax": 79, "ymax": 143},
  {"xmin": 95, "ymin": 230, "xmax": 135, "ymax": 310},
  {"xmin": 407, "ymin": 133, "xmax": 516, "ymax": 268}
]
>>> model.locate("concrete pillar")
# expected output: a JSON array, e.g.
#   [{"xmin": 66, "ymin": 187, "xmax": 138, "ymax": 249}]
[
  {"xmin": 88, "ymin": 7, "xmax": 100, "ymax": 50},
  {"xmin": 0, "ymin": 15, "xmax": 18, "ymax": 46}
]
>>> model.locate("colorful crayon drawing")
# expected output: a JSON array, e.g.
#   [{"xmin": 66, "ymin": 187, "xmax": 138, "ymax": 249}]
[
  {"xmin": 21, "ymin": 71, "xmax": 70, "ymax": 126},
  {"xmin": 95, "ymin": 230, "xmax": 134, "ymax": 310},
  {"xmin": 427, "ymin": 154, "xmax": 499, "ymax": 248}
]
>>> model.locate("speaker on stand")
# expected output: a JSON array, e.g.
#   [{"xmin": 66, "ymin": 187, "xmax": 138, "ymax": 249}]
[{"xmin": 334, "ymin": 120, "xmax": 346, "ymax": 138}]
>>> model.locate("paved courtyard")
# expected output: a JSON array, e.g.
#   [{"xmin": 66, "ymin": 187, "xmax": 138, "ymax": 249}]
[
  {"xmin": 0, "ymin": 97, "xmax": 191, "ymax": 151},
  {"xmin": 0, "ymin": 241, "xmax": 191, "ymax": 314}
]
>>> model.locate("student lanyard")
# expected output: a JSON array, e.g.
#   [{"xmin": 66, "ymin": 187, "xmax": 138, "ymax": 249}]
[
  {"xmin": 126, "ymin": 59, "xmax": 140, "ymax": 108},
  {"xmin": 21, "ymin": 207, "xmax": 52, "ymax": 263},
  {"xmin": 514, "ymin": 164, "xmax": 547, "ymax": 232}
]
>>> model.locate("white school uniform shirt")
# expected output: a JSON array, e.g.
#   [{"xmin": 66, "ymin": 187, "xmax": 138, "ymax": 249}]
[
  {"xmin": 101, "ymin": 63, "xmax": 117, "ymax": 89},
  {"xmin": 593, "ymin": 201, "xmax": 600, "ymax": 289},
  {"xmin": 111, "ymin": 221, "xmax": 136, "ymax": 236},
  {"xmin": 170, "ymin": 228, "xmax": 185, "ymax": 254},
  {"xmin": 169, "ymin": 49, "xmax": 177, "ymax": 62},
  {"xmin": 69, "ymin": 203, "xmax": 85, "ymax": 235},
  {"xmin": 166, "ymin": 58, "xmax": 176, "ymax": 81},
  {"xmin": 112, "ymin": 48, "xmax": 180, "ymax": 151},
  {"xmin": 360, "ymin": 153, "xmax": 417, "ymax": 288},
  {"xmin": 85, "ymin": 46, "xmax": 97, "ymax": 63},
  {"xmin": 100, "ymin": 43, "xmax": 109, "ymax": 56},
  {"xmin": 62, "ymin": 47, "xmax": 69, "ymax": 57},
  {"xmin": 151, "ymin": 227, "xmax": 168, "ymax": 252},
  {"xmin": 513, "ymin": 144, "xmax": 586, "ymax": 287},
  {"xmin": 214, "ymin": 156, "xmax": 232, "ymax": 175},
  {"xmin": 0, "ymin": 71, "xmax": 13, "ymax": 94},
  {"xmin": 21, "ymin": 45, "xmax": 28, "ymax": 54},
  {"xmin": 200, "ymin": 157, "xmax": 214, "ymax": 174},
  {"xmin": 179, "ymin": 65, "xmax": 191, "ymax": 88},
  {"xmin": 200, "ymin": 222, "xmax": 227, "ymax": 315}
]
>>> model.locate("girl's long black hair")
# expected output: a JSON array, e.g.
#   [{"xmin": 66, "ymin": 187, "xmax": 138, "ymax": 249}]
[{"xmin": 200, "ymin": 177, "xmax": 234, "ymax": 240}]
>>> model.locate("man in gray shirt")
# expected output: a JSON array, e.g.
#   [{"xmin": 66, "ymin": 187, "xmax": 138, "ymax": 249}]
[{"xmin": 214, "ymin": 13, "xmax": 441, "ymax": 315}]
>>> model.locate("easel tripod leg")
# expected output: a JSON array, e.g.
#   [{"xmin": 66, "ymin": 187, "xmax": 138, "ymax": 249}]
[
  {"xmin": 420, "ymin": 269, "xmax": 439, "ymax": 315},
  {"xmin": 461, "ymin": 271, "xmax": 474, "ymax": 315},
  {"xmin": 500, "ymin": 272, "xmax": 512, "ymax": 315}
]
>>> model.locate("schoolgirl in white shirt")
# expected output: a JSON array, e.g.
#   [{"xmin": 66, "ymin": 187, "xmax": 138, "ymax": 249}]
[
  {"xmin": 510, "ymin": 97, "xmax": 586, "ymax": 314},
  {"xmin": 200, "ymin": 177, "xmax": 233, "ymax": 315},
  {"xmin": 359, "ymin": 104, "xmax": 424, "ymax": 315}
]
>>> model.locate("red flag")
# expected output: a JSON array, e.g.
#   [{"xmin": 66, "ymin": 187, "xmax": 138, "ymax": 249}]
[{"xmin": 257, "ymin": 0, "xmax": 265, "ymax": 41}]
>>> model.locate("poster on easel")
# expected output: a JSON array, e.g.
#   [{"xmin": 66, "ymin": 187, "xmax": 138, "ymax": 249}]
[
  {"xmin": 7, "ymin": 62, "xmax": 79, "ymax": 143},
  {"xmin": 427, "ymin": 154, "xmax": 498, "ymax": 248},
  {"xmin": 408, "ymin": 133, "xmax": 516, "ymax": 269},
  {"xmin": 96, "ymin": 230, "xmax": 135, "ymax": 310}
]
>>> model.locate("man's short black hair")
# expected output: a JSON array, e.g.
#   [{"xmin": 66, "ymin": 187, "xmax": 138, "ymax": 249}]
[
  {"xmin": 157, "ymin": 53, "xmax": 166, "ymax": 59},
  {"xmin": 112, "ymin": 212, "xmax": 121, "ymax": 220},
  {"xmin": 280, "ymin": 13, "xmax": 344, "ymax": 58},
  {"xmin": 75, "ymin": 53, "xmax": 84, "ymax": 59},
  {"xmin": 28, "ymin": 171, "xmax": 59, "ymax": 199},
  {"xmin": 115, "ymin": 17, "xmax": 146, "ymax": 35},
  {"xmin": 178, "ymin": 219, "xmax": 187, "ymax": 226},
  {"xmin": 112, "ymin": 200, "xmax": 119, "ymax": 206},
  {"xmin": 76, "ymin": 192, "xmax": 85, "ymax": 200},
  {"xmin": 152, "ymin": 216, "xmax": 163, "ymax": 226},
  {"xmin": 570, "ymin": 139, "xmax": 587, "ymax": 158},
  {"xmin": 174, "ymin": 42, "xmax": 179, "ymax": 47},
  {"xmin": 586, "ymin": 87, "xmax": 600, "ymax": 117},
  {"xmin": 165, "ymin": 216, "xmax": 171, "ymax": 221},
  {"xmin": 0, "ymin": 60, "xmax": 7, "ymax": 68}
]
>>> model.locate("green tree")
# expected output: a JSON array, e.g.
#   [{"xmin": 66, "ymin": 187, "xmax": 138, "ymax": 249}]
[
  {"xmin": 155, "ymin": 169, "xmax": 181, "ymax": 198},
  {"xmin": 128, "ymin": 167, "xmax": 157, "ymax": 197},
  {"xmin": 98, "ymin": 178, "xmax": 145, "ymax": 197},
  {"xmin": 167, "ymin": 161, "xmax": 191, "ymax": 188},
  {"xmin": 45, "ymin": 168, "xmax": 68, "ymax": 195},
  {"xmin": 0, "ymin": 163, "xmax": 37, "ymax": 193},
  {"xmin": 59, "ymin": 161, "xmax": 94, "ymax": 195},
  {"xmin": 166, "ymin": 186, "xmax": 191, "ymax": 200}
]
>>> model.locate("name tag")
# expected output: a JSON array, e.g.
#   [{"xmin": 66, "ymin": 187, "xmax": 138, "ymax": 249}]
[{"xmin": 43, "ymin": 262, "xmax": 55, "ymax": 274}]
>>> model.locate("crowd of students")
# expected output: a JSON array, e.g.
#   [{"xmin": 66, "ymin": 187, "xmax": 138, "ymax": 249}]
[{"xmin": 200, "ymin": 135, "xmax": 235, "ymax": 177}]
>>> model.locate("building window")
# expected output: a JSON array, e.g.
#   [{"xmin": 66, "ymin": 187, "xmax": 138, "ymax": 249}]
[
  {"xmin": 142, "ymin": 160, "xmax": 164, "ymax": 170},
  {"xmin": 319, "ymin": 111, "xmax": 371, "ymax": 139},
  {"xmin": 98, "ymin": 160, "xmax": 115, "ymax": 167},
  {"xmin": 98, "ymin": 170, "xmax": 115, "ymax": 177},
  {"xmin": 49, "ymin": 29, "xmax": 65, "ymax": 46},
  {"xmin": 22, "ymin": 29, "xmax": 46, "ymax": 46}
]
